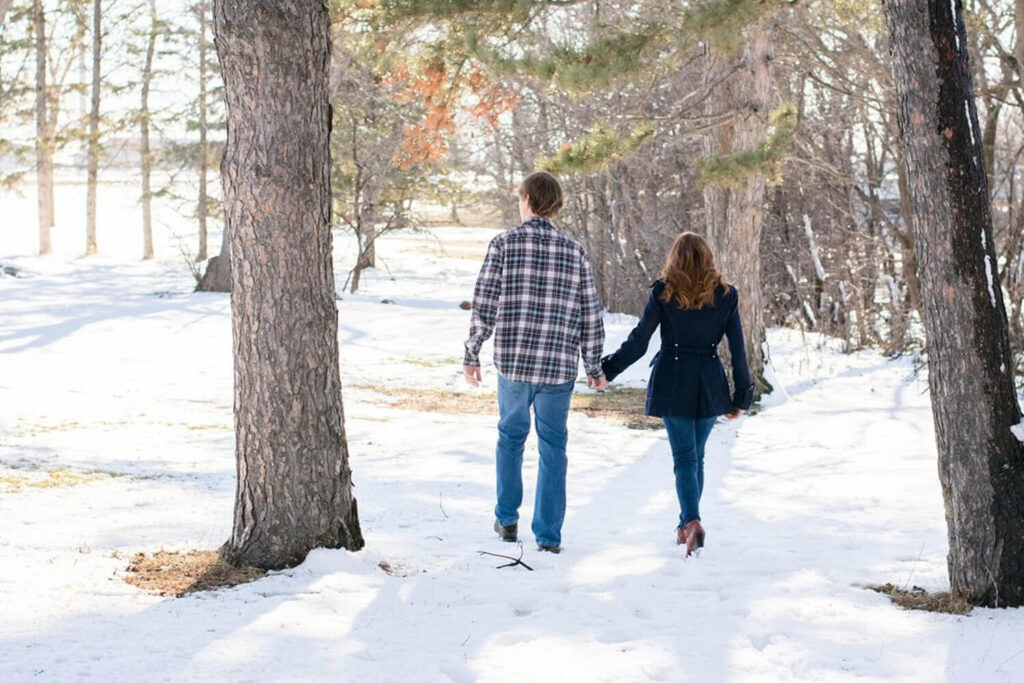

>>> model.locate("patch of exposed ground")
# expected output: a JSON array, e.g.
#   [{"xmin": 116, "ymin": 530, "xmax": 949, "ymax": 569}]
[
  {"xmin": 867, "ymin": 583, "xmax": 974, "ymax": 615},
  {"xmin": 0, "ymin": 464, "xmax": 117, "ymax": 492},
  {"xmin": 125, "ymin": 550, "xmax": 266, "ymax": 597},
  {"xmin": 356, "ymin": 385, "xmax": 661, "ymax": 430}
]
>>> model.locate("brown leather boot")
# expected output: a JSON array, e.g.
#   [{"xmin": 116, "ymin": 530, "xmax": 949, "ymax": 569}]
[{"xmin": 681, "ymin": 520, "xmax": 705, "ymax": 557}]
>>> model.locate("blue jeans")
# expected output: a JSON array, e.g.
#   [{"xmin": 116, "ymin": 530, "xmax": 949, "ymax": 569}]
[
  {"xmin": 494, "ymin": 375, "xmax": 574, "ymax": 547},
  {"xmin": 663, "ymin": 415, "xmax": 718, "ymax": 528}
]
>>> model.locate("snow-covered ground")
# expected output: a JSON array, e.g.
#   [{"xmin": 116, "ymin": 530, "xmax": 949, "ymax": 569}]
[{"xmin": 1, "ymin": 183, "xmax": 1023, "ymax": 682}]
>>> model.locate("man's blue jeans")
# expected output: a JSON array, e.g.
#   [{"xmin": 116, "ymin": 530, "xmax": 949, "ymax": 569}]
[
  {"xmin": 663, "ymin": 415, "xmax": 718, "ymax": 528},
  {"xmin": 494, "ymin": 375, "xmax": 574, "ymax": 547}
]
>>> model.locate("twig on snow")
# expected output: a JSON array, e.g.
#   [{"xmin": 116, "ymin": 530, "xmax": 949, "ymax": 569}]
[{"xmin": 477, "ymin": 542, "xmax": 534, "ymax": 571}]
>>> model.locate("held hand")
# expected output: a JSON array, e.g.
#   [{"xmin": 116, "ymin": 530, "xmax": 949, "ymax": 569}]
[
  {"xmin": 587, "ymin": 374, "xmax": 609, "ymax": 391},
  {"xmin": 724, "ymin": 408, "xmax": 744, "ymax": 420},
  {"xmin": 464, "ymin": 365, "xmax": 482, "ymax": 387}
]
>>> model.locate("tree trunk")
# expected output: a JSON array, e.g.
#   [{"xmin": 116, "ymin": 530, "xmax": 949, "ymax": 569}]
[
  {"xmin": 196, "ymin": 0, "xmax": 209, "ymax": 262},
  {"xmin": 1017, "ymin": 0, "xmax": 1024, "ymax": 86},
  {"xmin": 701, "ymin": 27, "xmax": 774, "ymax": 398},
  {"xmin": 0, "ymin": 0, "xmax": 13, "ymax": 32},
  {"xmin": 34, "ymin": 0, "xmax": 53, "ymax": 256},
  {"xmin": 883, "ymin": 0, "xmax": 1024, "ymax": 607},
  {"xmin": 196, "ymin": 231, "xmax": 231, "ymax": 291},
  {"xmin": 215, "ymin": 0, "xmax": 364, "ymax": 569},
  {"xmin": 85, "ymin": 0, "xmax": 101, "ymax": 256},
  {"xmin": 139, "ymin": 0, "xmax": 157, "ymax": 260}
]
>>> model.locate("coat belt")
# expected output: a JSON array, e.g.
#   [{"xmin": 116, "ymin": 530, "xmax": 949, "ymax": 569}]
[{"xmin": 651, "ymin": 345, "xmax": 718, "ymax": 365}]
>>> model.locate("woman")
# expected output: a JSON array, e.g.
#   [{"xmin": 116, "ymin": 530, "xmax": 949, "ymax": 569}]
[{"xmin": 601, "ymin": 232, "xmax": 754, "ymax": 557}]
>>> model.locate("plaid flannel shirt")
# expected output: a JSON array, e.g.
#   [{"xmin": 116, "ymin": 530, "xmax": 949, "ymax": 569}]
[{"xmin": 464, "ymin": 216, "xmax": 605, "ymax": 385}]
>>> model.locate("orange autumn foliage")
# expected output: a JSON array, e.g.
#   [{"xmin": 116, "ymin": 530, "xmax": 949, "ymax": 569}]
[
  {"xmin": 392, "ymin": 63, "xmax": 455, "ymax": 169},
  {"xmin": 390, "ymin": 64, "xmax": 518, "ymax": 169},
  {"xmin": 468, "ymin": 68, "xmax": 519, "ymax": 128}
]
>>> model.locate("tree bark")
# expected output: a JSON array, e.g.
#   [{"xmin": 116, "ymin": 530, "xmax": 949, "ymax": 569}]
[
  {"xmin": 215, "ymin": 0, "xmax": 364, "ymax": 569},
  {"xmin": 883, "ymin": 0, "xmax": 1024, "ymax": 607},
  {"xmin": 196, "ymin": 0, "xmax": 209, "ymax": 262},
  {"xmin": 139, "ymin": 0, "xmax": 157, "ymax": 260},
  {"xmin": 701, "ymin": 27, "xmax": 775, "ymax": 398},
  {"xmin": 34, "ymin": 0, "xmax": 53, "ymax": 256},
  {"xmin": 85, "ymin": 0, "xmax": 101, "ymax": 256},
  {"xmin": 1015, "ymin": 0, "xmax": 1024, "ymax": 88},
  {"xmin": 196, "ymin": 232, "xmax": 231, "ymax": 292},
  {"xmin": 0, "ymin": 0, "xmax": 13, "ymax": 32}
]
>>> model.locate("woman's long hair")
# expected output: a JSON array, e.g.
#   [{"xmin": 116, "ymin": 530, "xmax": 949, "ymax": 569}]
[{"xmin": 660, "ymin": 232, "xmax": 724, "ymax": 310}]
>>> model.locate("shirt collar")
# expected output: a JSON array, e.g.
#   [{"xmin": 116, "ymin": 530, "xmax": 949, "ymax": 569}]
[{"xmin": 523, "ymin": 215, "xmax": 555, "ymax": 230}]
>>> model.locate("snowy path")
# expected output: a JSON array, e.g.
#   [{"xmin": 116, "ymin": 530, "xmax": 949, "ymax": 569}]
[{"xmin": 2, "ymin": 225, "xmax": 1023, "ymax": 682}]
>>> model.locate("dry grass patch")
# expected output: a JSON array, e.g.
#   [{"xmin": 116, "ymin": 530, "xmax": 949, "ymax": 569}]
[
  {"xmin": 368, "ymin": 386, "xmax": 497, "ymax": 415},
  {"xmin": 125, "ymin": 550, "xmax": 266, "ymax": 597},
  {"xmin": 572, "ymin": 387, "xmax": 661, "ymax": 430},
  {"xmin": 867, "ymin": 583, "xmax": 974, "ymax": 615},
  {"xmin": 0, "ymin": 466, "xmax": 112, "ymax": 492},
  {"xmin": 363, "ymin": 385, "xmax": 659, "ymax": 429},
  {"xmin": 403, "ymin": 356, "xmax": 462, "ymax": 368}
]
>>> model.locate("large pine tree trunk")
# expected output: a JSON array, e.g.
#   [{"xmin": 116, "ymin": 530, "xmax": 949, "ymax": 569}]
[
  {"xmin": 215, "ymin": 0, "xmax": 364, "ymax": 569},
  {"xmin": 34, "ymin": 0, "xmax": 53, "ymax": 256},
  {"xmin": 196, "ymin": 0, "xmax": 209, "ymax": 262},
  {"xmin": 85, "ymin": 0, "xmax": 101, "ymax": 256},
  {"xmin": 884, "ymin": 0, "xmax": 1024, "ymax": 607},
  {"xmin": 701, "ymin": 28, "xmax": 774, "ymax": 398},
  {"xmin": 139, "ymin": 0, "xmax": 157, "ymax": 260}
]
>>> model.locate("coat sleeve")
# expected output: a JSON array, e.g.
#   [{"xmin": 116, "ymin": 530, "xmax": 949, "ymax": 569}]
[
  {"xmin": 600, "ymin": 283, "xmax": 662, "ymax": 382},
  {"xmin": 725, "ymin": 287, "xmax": 754, "ymax": 410}
]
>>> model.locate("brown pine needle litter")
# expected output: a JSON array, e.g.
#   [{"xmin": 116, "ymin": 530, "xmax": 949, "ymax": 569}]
[
  {"xmin": 362, "ymin": 385, "xmax": 661, "ymax": 430},
  {"xmin": 867, "ymin": 583, "xmax": 973, "ymax": 615},
  {"xmin": 125, "ymin": 550, "xmax": 266, "ymax": 597}
]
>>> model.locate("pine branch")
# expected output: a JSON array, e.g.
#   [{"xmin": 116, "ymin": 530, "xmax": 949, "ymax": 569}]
[
  {"xmin": 685, "ymin": 0, "xmax": 798, "ymax": 53},
  {"xmin": 697, "ymin": 101, "xmax": 798, "ymax": 188},
  {"xmin": 469, "ymin": 25, "xmax": 667, "ymax": 90},
  {"xmin": 537, "ymin": 123, "xmax": 654, "ymax": 175},
  {"xmin": 383, "ymin": 0, "xmax": 579, "ymax": 20}
]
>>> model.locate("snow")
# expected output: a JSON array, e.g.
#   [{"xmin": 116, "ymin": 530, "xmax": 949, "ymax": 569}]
[
  {"xmin": 983, "ymin": 234, "xmax": 998, "ymax": 308},
  {"xmin": 981, "ymin": 230, "xmax": 998, "ymax": 308},
  {"xmin": 1011, "ymin": 419, "xmax": 1024, "ymax": 444},
  {"xmin": 950, "ymin": 0, "xmax": 961, "ymax": 51},
  {"xmin": 2, "ymin": 183, "xmax": 1024, "ymax": 681},
  {"xmin": 965, "ymin": 100, "xmax": 976, "ymax": 148}
]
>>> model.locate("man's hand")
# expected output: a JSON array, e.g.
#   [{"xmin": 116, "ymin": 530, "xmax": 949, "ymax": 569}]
[
  {"xmin": 464, "ymin": 365, "xmax": 482, "ymax": 387},
  {"xmin": 587, "ymin": 374, "xmax": 609, "ymax": 391},
  {"xmin": 725, "ymin": 408, "xmax": 744, "ymax": 420}
]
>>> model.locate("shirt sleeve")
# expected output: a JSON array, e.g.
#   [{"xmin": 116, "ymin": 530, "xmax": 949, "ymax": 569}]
[
  {"xmin": 600, "ymin": 283, "xmax": 661, "ymax": 382},
  {"xmin": 579, "ymin": 251, "xmax": 605, "ymax": 378},
  {"xmin": 725, "ymin": 287, "xmax": 754, "ymax": 409},
  {"xmin": 463, "ymin": 237, "xmax": 503, "ymax": 366}
]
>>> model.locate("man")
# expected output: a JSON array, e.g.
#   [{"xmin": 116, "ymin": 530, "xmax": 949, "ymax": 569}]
[{"xmin": 463, "ymin": 171, "xmax": 607, "ymax": 554}]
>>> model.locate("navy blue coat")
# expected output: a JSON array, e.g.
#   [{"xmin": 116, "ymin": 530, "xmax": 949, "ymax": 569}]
[{"xmin": 601, "ymin": 281, "xmax": 754, "ymax": 418}]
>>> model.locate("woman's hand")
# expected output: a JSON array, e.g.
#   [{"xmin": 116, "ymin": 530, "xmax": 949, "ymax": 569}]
[
  {"xmin": 587, "ymin": 374, "xmax": 609, "ymax": 391},
  {"xmin": 724, "ymin": 408, "xmax": 744, "ymax": 420}
]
